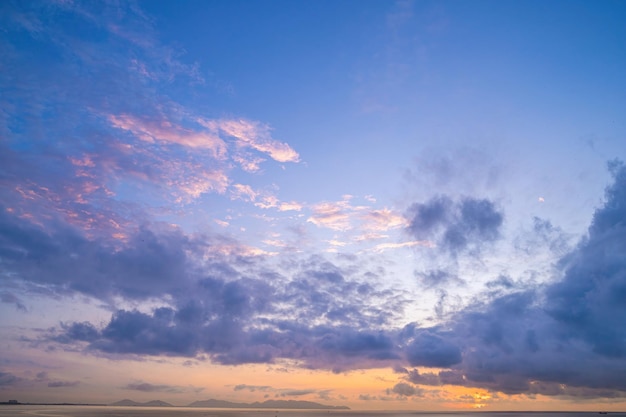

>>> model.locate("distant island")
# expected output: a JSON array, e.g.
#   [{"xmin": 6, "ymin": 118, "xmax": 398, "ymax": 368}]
[
  {"xmin": 109, "ymin": 398, "xmax": 349, "ymax": 410},
  {"xmin": 1, "ymin": 401, "xmax": 106, "ymax": 406},
  {"xmin": 188, "ymin": 399, "xmax": 349, "ymax": 410}
]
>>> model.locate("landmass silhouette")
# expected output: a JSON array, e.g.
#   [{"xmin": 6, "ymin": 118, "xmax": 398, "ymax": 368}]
[{"xmin": 109, "ymin": 398, "xmax": 349, "ymax": 409}]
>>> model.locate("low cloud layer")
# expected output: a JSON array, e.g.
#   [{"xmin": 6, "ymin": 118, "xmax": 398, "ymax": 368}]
[
  {"xmin": 123, "ymin": 382, "xmax": 202, "ymax": 394},
  {"xmin": 41, "ymin": 161, "xmax": 626, "ymax": 397}
]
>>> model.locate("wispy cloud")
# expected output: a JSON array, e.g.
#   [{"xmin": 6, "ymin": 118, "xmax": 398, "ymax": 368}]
[
  {"xmin": 371, "ymin": 240, "xmax": 433, "ymax": 252},
  {"xmin": 308, "ymin": 197, "xmax": 407, "ymax": 234},
  {"xmin": 198, "ymin": 118, "xmax": 300, "ymax": 163},
  {"xmin": 0, "ymin": 0, "xmax": 302, "ymax": 245},
  {"xmin": 360, "ymin": 208, "xmax": 408, "ymax": 231},
  {"xmin": 109, "ymin": 114, "xmax": 227, "ymax": 158}
]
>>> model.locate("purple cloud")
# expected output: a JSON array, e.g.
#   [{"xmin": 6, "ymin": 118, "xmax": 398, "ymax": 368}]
[
  {"xmin": 0, "ymin": 371, "xmax": 22, "ymax": 388},
  {"xmin": 123, "ymin": 382, "xmax": 193, "ymax": 393},
  {"xmin": 406, "ymin": 196, "xmax": 503, "ymax": 255},
  {"xmin": 47, "ymin": 380, "xmax": 80, "ymax": 388},
  {"xmin": 396, "ymin": 162, "xmax": 626, "ymax": 396},
  {"xmin": 11, "ymin": 160, "xmax": 626, "ymax": 398}
]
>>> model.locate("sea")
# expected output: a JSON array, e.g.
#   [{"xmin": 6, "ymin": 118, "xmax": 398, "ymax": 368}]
[{"xmin": 1, "ymin": 407, "xmax": 625, "ymax": 417}]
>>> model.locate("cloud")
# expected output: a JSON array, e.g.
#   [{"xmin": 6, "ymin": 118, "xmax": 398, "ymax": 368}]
[
  {"xmin": 232, "ymin": 384, "xmax": 330, "ymax": 399},
  {"xmin": 3, "ymin": 0, "xmax": 626, "ymax": 405},
  {"xmin": 279, "ymin": 390, "xmax": 316, "ymax": 397},
  {"xmin": 307, "ymin": 201, "xmax": 354, "ymax": 231},
  {"xmin": 0, "ymin": 291, "xmax": 26, "ymax": 311},
  {"xmin": 360, "ymin": 208, "xmax": 408, "ymax": 231},
  {"xmin": 544, "ymin": 159, "xmax": 626, "ymax": 358},
  {"xmin": 55, "ymin": 322, "xmax": 100, "ymax": 344},
  {"xmin": 230, "ymin": 184, "xmax": 260, "ymax": 202},
  {"xmin": 26, "ymin": 150, "xmax": 616, "ymax": 393},
  {"xmin": 229, "ymin": 184, "xmax": 302, "ymax": 212},
  {"xmin": 5, "ymin": 157, "xmax": 626, "ymax": 398},
  {"xmin": 405, "ymin": 147, "xmax": 502, "ymax": 198},
  {"xmin": 397, "ymin": 161, "xmax": 626, "ymax": 397},
  {"xmin": 0, "ymin": 0, "xmax": 300, "ymax": 237},
  {"xmin": 109, "ymin": 114, "xmax": 227, "ymax": 158},
  {"xmin": 277, "ymin": 201, "xmax": 303, "ymax": 212},
  {"xmin": 404, "ymin": 330, "xmax": 462, "ymax": 368},
  {"xmin": 124, "ymin": 382, "xmax": 184, "ymax": 393},
  {"xmin": 406, "ymin": 195, "xmax": 503, "ymax": 254},
  {"xmin": 415, "ymin": 269, "xmax": 464, "ymax": 289},
  {"xmin": 234, "ymin": 384, "xmax": 272, "ymax": 392},
  {"xmin": 48, "ymin": 380, "xmax": 80, "ymax": 388},
  {"xmin": 371, "ymin": 241, "xmax": 433, "ymax": 252},
  {"xmin": 405, "ymin": 369, "xmax": 441, "ymax": 386},
  {"xmin": 198, "ymin": 119, "xmax": 300, "ymax": 163},
  {"xmin": 232, "ymin": 153, "xmax": 266, "ymax": 173},
  {"xmin": 389, "ymin": 382, "xmax": 422, "ymax": 397},
  {"xmin": 0, "ymin": 210, "xmax": 195, "ymax": 302},
  {"xmin": 0, "ymin": 371, "xmax": 22, "ymax": 388},
  {"xmin": 485, "ymin": 275, "xmax": 516, "ymax": 290},
  {"xmin": 44, "ymin": 254, "xmax": 407, "ymax": 371},
  {"xmin": 307, "ymin": 197, "xmax": 407, "ymax": 234}
]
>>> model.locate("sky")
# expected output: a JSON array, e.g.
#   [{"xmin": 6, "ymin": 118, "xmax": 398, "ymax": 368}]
[{"xmin": 1, "ymin": 0, "xmax": 626, "ymax": 411}]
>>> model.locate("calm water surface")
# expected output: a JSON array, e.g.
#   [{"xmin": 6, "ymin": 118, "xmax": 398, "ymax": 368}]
[{"xmin": 1, "ymin": 407, "xmax": 625, "ymax": 417}]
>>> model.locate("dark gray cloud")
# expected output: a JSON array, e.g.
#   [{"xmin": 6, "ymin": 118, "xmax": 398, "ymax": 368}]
[
  {"xmin": 406, "ymin": 369, "xmax": 440, "ymax": 386},
  {"xmin": 397, "ymin": 162, "xmax": 626, "ymax": 396},
  {"xmin": 124, "ymin": 382, "xmax": 184, "ymax": 393},
  {"xmin": 389, "ymin": 382, "xmax": 420, "ymax": 397},
  {"xmin": 0, "ymin": 291, "xmax": 26, "ymax": 311},
  {"xmin": 28, "ymin": 234, "xmax": 404, "ymax": 371},
  {"xmin": 232, "ymin": 384, "xmax": 329, "ymax": 399},
  {"xmin": 0, "ymin": 371, "xmax": 22, "ymax": 388},
  {"xmin": 404, "ymin": 329, "xmax": 462, "ymax": 368},
  {"xmin": 234, "ymin": 384, "xmax": 272, "ymax": 392},
  {"xmin": 415, "ymin": 269, "xmax": 464, "ymax": 289},
  {"xmin": 485, "ymin": 275, "xmax": 516, "ymax": 290},
  {"xmin": 407, "ymin": 196, "xmax": 453, "ymax": 237},
  {"xmin": 279, "ymin": 390, "xmax": 316, "ymax": 397},
  {"xmin": 0, "ymin": 208, "xmax": 196, "ymax": 302},
  {"xmin": 544, "ymin": 161, "xmax": 626, "ymax": 358},
  {"xmin": 55, "ymin": 322, "xmax": 100, "ymax": 344},
  {"xmin": 406, "ymin": 196, "xmax": 503, "ymax": 254},
  {"xmin": 55, "ymin": 308, "xmax": 401, "ymax": 371},
  {"xmin": 47, "ymin": 380, "xmax": 80, "ymax": 388}
]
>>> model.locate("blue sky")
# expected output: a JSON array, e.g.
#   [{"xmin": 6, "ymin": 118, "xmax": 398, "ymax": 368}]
[{"xmin": 1, "ymin": 0, "xmax": 626, "ymax": 410}]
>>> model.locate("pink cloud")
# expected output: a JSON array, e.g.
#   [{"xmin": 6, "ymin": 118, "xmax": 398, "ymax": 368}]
[
  {"xmin": 360, "ymin": 208, "xmax": 408, "ymax": 231},
  {"xmin": 109, "ymin": 114, "xmax": 227, "ymax": 159},
  {"xmin": 307, "ymin": 201, "xmax": 353, "ymax": 231},
  {"xmin": 198, "ymin": 118, "xmax": 300, "ymax": 163}
]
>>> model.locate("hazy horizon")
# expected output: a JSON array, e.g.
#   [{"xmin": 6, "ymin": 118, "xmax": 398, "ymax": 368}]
[
  {"xmin": 1, "ymin": 0, "xmax": 626, "ymax": 412},
  {"xmin": 0, "ymin": 406, "xmax": 626, "ymax": 417}
]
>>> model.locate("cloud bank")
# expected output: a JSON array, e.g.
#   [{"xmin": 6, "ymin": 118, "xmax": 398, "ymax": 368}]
[{"xmin": 33, "ymin": 161, "xmax": 626, "ymax": 398}]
